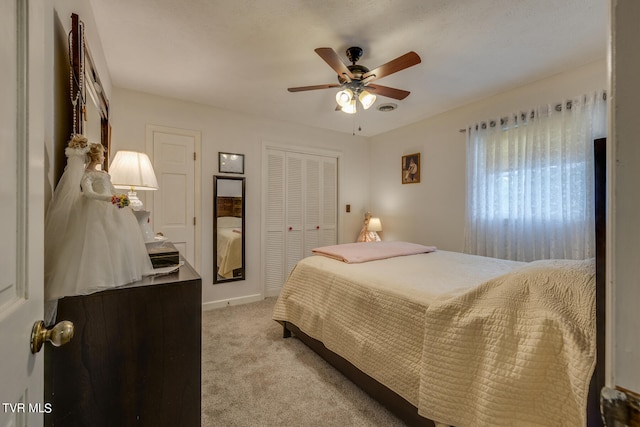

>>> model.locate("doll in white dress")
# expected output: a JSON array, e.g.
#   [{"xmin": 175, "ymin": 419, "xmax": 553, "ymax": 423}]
[{"xmin": 45, "ymin": 139, "xmax": 153, "ymax": 323}]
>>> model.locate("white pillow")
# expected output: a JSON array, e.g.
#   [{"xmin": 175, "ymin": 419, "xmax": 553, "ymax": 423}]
[{"xmin": 217, "ymin": 216, "xmax": 242, "ymax": 228}]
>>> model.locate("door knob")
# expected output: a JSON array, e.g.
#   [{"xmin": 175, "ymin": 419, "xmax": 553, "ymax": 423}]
[{"xmin": 30, "ymin": 320, "xmax": 74, "ymax": 354}]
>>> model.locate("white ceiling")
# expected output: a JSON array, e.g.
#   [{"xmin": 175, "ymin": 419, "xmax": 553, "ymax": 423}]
[{"xmin": 88, "ymin": 0, "xmax": 608, "ymax": 137}]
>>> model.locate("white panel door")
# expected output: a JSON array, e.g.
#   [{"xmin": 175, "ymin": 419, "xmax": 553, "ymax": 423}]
[
  {"xmin": 0, "ymin": 1, "xmax": 46, "ymax": 425},
  {"xmin": 147, "ymin": 126, "xmax": 201, "ymax": 269}
]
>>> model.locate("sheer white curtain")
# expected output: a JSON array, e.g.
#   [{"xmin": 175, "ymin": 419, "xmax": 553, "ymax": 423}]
[{"xmin": 464, "ymin": 91, "xmax": 607, "ymax": 261}]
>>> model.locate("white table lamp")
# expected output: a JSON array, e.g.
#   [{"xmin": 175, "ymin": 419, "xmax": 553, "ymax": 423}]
[
  {"xmin": 368, "ymin": 217, "xmax": 382, "ymax": 233},
  {"xmin": 109, "ymin": 150, "xmax": 159, "ymax": 242},
  {"xmin": 357, "ymin": 212, "xmax": 382, "ymax": 242}
]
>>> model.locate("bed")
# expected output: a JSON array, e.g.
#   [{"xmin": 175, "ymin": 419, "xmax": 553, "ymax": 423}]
[
  {"xmin": 272, "ymin": 139, "xmax": 606, "ymax": 427},
  {"xmin": 216, "ymin": 216, "xmax": 243, "ymax": 278}
]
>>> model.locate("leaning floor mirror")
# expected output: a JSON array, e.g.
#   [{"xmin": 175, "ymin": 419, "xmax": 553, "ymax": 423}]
[{"xmin": 213, "ymin": 176, "xmax": 245, "ymax": 283}]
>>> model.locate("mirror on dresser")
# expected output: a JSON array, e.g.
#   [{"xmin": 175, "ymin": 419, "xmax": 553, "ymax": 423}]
[
  {"xmin": 213, "ymin": 176, "xmax": 245, "ymax": 283},
  {"xmin": 71, "ymin": 13, "xmax": 110, "ymax": 169}
]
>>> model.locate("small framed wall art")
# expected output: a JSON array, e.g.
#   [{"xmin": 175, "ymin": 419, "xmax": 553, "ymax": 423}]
[
  {"xmin": 219, "ymin": 152, "xmax": 244, "ymax": 174},
  {"xmin": 401, "ymin": 153, "xmax": 420, "ymax": 184}
]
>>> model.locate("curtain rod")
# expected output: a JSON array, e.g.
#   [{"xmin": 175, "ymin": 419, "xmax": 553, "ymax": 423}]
[{"xmin": 458, "ymin": 90, "xmax": 606, "ymax": 133}]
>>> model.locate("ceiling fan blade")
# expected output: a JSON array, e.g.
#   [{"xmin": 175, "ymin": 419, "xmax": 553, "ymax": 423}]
[
  {"xmin": 288, "ymin": 84, "xmax": 340, "ymax": 92},
  {"xmin": 315, "ymin": 47, "xmax": 355, "ymax": 80},
  {"xmin": 366, "ymin": 84, "xmax": 411, "ymax": 100},
  {"xmin": 363, "ymin": 51, "xmax": 421, "ymax": 82}
]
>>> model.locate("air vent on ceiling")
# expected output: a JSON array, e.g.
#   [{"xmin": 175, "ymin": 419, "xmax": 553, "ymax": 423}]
[{"xmin": 377, "ymin": 103, "xmax": 398, "ymax": 112}]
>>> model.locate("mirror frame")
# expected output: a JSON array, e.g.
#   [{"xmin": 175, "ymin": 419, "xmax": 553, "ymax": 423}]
[
  {"xmin": 213, "ymin": 176, "xmax": 246, "ymax": 283},
  {"xmin": 71, "ymin": 13, "xmax": 110, "ymax": 170}
]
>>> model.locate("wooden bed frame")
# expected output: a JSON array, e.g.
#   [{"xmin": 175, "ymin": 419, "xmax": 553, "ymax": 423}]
[{"xmin": 280, "ymin": 138, "xmax": 607, "ymax": 427}]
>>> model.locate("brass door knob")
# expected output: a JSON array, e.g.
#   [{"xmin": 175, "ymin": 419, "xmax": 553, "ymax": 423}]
[{"xmin": 30, "ymin": 320, "xmax": 74, "ymax": 354}]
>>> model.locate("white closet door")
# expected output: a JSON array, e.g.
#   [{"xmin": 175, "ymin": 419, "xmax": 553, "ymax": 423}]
[
  {"xmin": 320, "ymin": 157, "xmax": 338, "ymax": 247},
  {"xmin": 264, "ymin": 147, "xmax": 338, "ymax": 296},
  {"xmin": 265, "ymin": 149, "xmax": 285, "ymax": 296},
  {"xmin": 303, "ymin": 155, "xmax": 321, "ymax": 256},
  {"xmin": 285, "ymin": 153, "xmax": 304, "ymax": 277}
]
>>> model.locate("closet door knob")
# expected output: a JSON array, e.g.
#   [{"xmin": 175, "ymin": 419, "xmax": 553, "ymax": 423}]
[
  {"xmin": 316, "ymin": 226, "xmax": 320, "ymax": 230},
  {"xmin": 288, "ymin": 227, "xmax": 293, "ymax": 231}
]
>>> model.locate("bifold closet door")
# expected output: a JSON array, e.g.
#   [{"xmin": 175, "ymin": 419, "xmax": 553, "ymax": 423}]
[
  {"xmin": 319, "ymin": 157, "xmax": 338, "ymax": 247},
  {"xmin": 285, "ymin": 153, "xmax": 304, "ymax": 278},
  {"xmin": 265, "ymin": 149, "xmax": 286, "ymax": 297},
  {"xmin": 264, "ymin": 149, "xmax": 337, "ymax": 296}
]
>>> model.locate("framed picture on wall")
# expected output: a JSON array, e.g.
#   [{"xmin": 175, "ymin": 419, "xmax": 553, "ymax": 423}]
[
  {"xmin": 219, "ymin": 152, "xmax": 244, "ymax": 174},
  {"xmin": 401, "ymin": 153, "xmax": 420, "ymax": 184}
]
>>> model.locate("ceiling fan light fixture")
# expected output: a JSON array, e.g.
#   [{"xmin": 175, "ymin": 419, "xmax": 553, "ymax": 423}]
[
  {"xmin": 288, "ymin": 47, "xmax": 421, "ymax": 115},
  {"xmin": 341, "ymin": 98, "xmax": 357, "ymax": 114},
  {"xmin": 359, "ymin": 90, "xmax": 376, "ymax": 110},
  {"xmin": 336, "ymin": 89, "xmax": 353, "ymax": 107}
]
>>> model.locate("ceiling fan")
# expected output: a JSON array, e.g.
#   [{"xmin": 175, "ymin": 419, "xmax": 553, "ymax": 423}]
[{"xmin": 287, "ymin": 46, "xmax": 421, "ymax": 113}]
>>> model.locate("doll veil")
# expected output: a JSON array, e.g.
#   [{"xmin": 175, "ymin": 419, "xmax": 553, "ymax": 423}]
[{"xmin": 44, "ymin": 134, "xmax": 89, "ymax": 323}]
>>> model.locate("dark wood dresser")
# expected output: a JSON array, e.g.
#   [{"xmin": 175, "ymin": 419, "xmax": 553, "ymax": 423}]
[{"xmin": 44, "ymin": 260, "xmax": 202, "ymax": 427}]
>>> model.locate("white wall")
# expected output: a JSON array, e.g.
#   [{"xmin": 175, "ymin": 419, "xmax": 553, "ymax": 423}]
[
  {"xmin": 110, "ymin": 88, "xmax": 370, "ymax": 307},
  {"xmin": 368, "ymin": 60, "xmax": 607, "ymax": 252}
]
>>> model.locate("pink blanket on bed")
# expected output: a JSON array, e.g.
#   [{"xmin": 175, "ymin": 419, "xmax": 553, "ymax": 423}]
[{"xmin": 312, "ymin": 241, "xmax": 437, "ymax": 263}]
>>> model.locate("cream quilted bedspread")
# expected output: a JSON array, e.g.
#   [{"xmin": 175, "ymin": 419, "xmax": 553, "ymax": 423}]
[
  {"xmin": 418, "ymin": 258, "xmax": 596, "ymax": 427},
  {"xmin": 272, "ymin": 251, "xmax": 525, "ymax": 406},
  {"xmin": 272, "ymin": 252, "xmax": 595, "ymax": 426}
]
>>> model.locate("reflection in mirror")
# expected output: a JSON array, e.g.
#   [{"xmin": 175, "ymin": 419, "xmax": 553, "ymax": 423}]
[
  {"xmin": 214, "ymin": 176, "xmax": 245, "ymax": 283},
  {"xmin": 84, "ymin": 93, "xmax": 101, "ymax": 143}
]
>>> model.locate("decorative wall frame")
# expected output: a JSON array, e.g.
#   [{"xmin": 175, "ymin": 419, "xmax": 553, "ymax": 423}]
[
  {"xmin": 218, "ymin": 152, "xmax": 244, "ymax": 174},
  {"xmin": 401, "ymin": 153, "xmax": 420, "ymax": 184}
]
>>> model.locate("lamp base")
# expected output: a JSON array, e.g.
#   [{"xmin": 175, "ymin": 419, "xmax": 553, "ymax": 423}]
[
  {"xmin": 127, "ymin": 190, "xmax": 144, "ymax": 210},
  {"xmin": 356, "ymin": 230, "xmax": 381, "ymax": 243},
  {"xmin": 133, "ymin": 210, "xmax": 155, "ymax": 243}
]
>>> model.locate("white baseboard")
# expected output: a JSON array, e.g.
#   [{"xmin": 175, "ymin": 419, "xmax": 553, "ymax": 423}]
[{"xmin": 202, "ymin": 293, "xmax": 264, "ymax": 311}]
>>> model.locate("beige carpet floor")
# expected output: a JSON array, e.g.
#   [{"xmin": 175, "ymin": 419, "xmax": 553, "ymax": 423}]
[{"xmin": 201, "ymin": 297, "xmax": 407, "ymax": 427}]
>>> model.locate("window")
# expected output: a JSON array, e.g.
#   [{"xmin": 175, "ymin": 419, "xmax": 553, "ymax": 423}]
[{"xmin": 465, "ymin": 92, "xmax": 606, "ymax": 261}]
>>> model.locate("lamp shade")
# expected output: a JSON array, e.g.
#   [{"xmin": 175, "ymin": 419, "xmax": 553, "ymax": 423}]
[
  {"xmin": 336, "ymin": 89, "xmax": 353, "ymax": 107},
  {"xmin": 341, "ymin": 98, "xmax": 357, "ymax": 114},
  {"xmin": 109, "ymin": 151, "xmax": 159, "ymax": 190},
  {"xmin": 359, "ymin": 90, "xmax": 376, "ymax": 110},
  {"xmin": 368, "ymin": 217, "xmax": 382, "ymax": 232}
]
